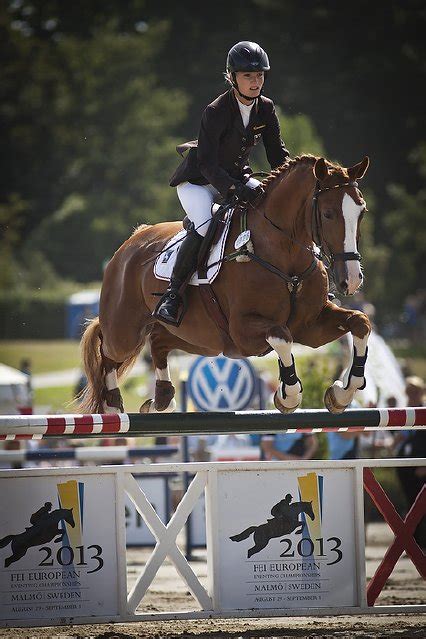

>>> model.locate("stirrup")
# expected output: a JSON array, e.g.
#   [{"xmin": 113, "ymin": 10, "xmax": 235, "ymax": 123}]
[{"xmin": 153, "ymin": 291, "xmax": 185, "ymax": 327}]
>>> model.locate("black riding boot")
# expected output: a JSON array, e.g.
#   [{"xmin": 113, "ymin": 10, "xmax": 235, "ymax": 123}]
[{"xmin": 154, "ymin": 230, "xmax": 203, "ymax": 325}]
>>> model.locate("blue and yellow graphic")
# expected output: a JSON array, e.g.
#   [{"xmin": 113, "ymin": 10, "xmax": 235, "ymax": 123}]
[
  {"xmin": 297, "ymin": 472, "xmax": 323, "ymax": 555},
  {"xmin": 57, "ymin": 480, "xmax": 84, "ymax": 551}
]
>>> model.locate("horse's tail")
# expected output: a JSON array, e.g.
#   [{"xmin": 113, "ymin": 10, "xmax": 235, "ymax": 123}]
[
  {"xmin": 230, "ymin": 526, "xmax": 257, "ymax": 542},
  {"xmin": 0, "ymin": 534, "xmax": 14, "ymax": 548},
  {"xmin": 78, "ymin": 317, "xmax": 143, "ymax": 414},
  {"xmin": 78, "ymin": 317, "xmax": 104, "ymax": 413}
]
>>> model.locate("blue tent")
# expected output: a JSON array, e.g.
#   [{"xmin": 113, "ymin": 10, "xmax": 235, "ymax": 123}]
[{"xmin": 66, "ymin": 290, "xmax": 100, "ymax": 338}]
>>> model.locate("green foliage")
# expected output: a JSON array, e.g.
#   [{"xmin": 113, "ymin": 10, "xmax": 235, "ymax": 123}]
[
  {"xmin": 1, "ymin": 2, "xmax": 425, "ymax": 328},
  {"xmin": 21, "ymin": 24, "xmax": 188, "ymax": 280},
  {"xmin": 278, "ymin": 110, "xmax": 325, "ymax": 157},
  {"xmin": 0, "ymin": 195, "xmax": 28, "ymax": 290},
  {"xmin": 297, "ymin": 356, "xmax": 337, "ymax": 460},
  {"xmin": 383, "ymin": 144, "xmax": 426, "ymax": 307},
  {"xmin": 0, "ymin": 291, "xmax": 69, "ymax": 339},
  {"xmin": 364, "ymin": 468, "xmax": 406, "ymax": 523},
  {"xmin": 354, "ymin": 190, "xmax": 391, "ymax": 309}
]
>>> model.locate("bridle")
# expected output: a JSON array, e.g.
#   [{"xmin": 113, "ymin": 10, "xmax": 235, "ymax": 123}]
[
  {"xmin": 262, "ymin": 178, "xmax": 365, "ymax": 269},
  {"xmin": 312, "ymin": 179, "xmax": 363, "ymax": 267}
]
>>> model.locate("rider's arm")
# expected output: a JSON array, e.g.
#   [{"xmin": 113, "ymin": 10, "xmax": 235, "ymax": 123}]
[
  {"xmin": 197, "ymin": 105, "xmax": 237, "ymax": 197},
  {"xmin": 262, "ymin": 99, "xmax": 290, "ymax": 169}
]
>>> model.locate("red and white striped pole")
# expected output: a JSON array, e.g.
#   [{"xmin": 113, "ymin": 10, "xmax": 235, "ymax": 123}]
[{"xmin": 0, "ymin": 407, "xmax": 425, "ymax": 441}]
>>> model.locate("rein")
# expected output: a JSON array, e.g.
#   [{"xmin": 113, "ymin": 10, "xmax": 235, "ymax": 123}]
[{"xmin": 220, "ymin": 177, "xmax": 365, "ymax": 311}]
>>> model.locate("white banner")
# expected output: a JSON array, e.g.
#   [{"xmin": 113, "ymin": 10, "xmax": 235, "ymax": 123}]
[
  {"xmin": 209, "ymin": 468, "xmax": 357, "ymax": 610},
  {"xmin": 0, "ymin": 474, "xmax": 120, "ymax": 622}
]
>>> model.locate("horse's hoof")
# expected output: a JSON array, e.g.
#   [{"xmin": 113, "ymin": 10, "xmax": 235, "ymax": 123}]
[
  {"xmin": 324, "ymin": 387, "xmax": 347, "ymax": 414},
  {"xmin": 139, "ymin": 399, "xmax": 154, "ymax": 413},
  {"xmin": 273, "ymin": 391, "xmax": 300, "ymax": 414}
]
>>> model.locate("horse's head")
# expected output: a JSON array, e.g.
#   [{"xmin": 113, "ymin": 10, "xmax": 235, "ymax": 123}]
[
  {"xmin": 304, "ymin": 501, "xmax": 315, "ymax": 521},
  {"xmin": 63, "ymin": 507, "xmax": 75, "ymax": 528},
  {"xmin": 312, "ymin": 156, "xmax": 369, "ymax": 296}
]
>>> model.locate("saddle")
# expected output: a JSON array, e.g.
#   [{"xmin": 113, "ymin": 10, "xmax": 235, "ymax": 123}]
[
  {"xmin": 154, "ymin": 205, "xmax": 232, "ymax": 286},
  {"xmin": 154, "ymin": 203, "xmax": 255, "ymax": 357}
]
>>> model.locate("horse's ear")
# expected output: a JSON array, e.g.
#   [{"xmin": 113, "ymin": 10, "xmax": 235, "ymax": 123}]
[
  {"xmin": 313, "ymin": 158, "xmax": 329, "ymax": 181},
  {"xmin": 348, "ymin": 156, "xmax": 370, "ymax": 181}
]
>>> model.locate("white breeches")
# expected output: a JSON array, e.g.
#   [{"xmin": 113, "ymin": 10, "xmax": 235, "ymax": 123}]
[{"xmin": 176, "ymin": 178, "xmax": 261, "ymax": 237}]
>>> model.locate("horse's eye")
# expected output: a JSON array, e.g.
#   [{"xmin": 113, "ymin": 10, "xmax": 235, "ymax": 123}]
[{"xmin": 323, "ymin": 209, "xmax": 334, "ymax": 220}]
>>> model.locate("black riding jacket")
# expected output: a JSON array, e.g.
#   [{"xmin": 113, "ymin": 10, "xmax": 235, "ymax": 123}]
[{"xmin": 170, "ymin": 89, "xmax": 289, "ymax": 198}]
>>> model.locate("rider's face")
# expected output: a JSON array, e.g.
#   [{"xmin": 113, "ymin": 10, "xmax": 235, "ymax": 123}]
[{"xmin": 235, "ymin": 71, "xmax": 264, "ymax": 100}]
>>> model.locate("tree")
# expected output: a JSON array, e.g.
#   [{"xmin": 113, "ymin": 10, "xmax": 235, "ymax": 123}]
[
  {"xmin": 4, "ymin": 20, "xmax": 188, "ymax": 280},
  {"xmin": 383, "ymin": 144, "xmax": 426, "ymax": 307}
]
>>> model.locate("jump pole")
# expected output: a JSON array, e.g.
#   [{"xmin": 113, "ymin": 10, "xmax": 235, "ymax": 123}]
[{"xmin": 0, "ymin": 406, "xmax": 425, "ymax": 440}]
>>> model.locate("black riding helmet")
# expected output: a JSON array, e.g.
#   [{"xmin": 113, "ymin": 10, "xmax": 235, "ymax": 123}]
[
  {"xmin": 226, "ymin": 41, "xmax": 270, "ymax": 102},
  {"xmin": 227, "ymin": 41, "xmax": 270, "ymax": 73}
]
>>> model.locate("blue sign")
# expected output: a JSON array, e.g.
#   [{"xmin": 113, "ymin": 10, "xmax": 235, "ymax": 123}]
[{"xmin": 187, "ymin": 356, "xmax": 256, "ymax": 412}]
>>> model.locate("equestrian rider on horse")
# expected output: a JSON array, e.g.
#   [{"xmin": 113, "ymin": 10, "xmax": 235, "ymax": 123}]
[{"xmin": 154, "ymin": 41, "xmax": 290, "ymax": 325}]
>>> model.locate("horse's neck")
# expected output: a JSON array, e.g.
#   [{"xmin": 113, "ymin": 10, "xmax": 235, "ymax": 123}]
[
  {"xmin": 261, "ymin": 165, "xmax": 314, "ymax": 243},
  {"xmin": 292, "ymin": 502, "xmax": 305, "ymax": 514}
]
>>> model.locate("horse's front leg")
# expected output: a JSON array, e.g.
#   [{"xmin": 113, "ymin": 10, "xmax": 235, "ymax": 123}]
[
  {"xmin": 324, "ymin": 312, "xmax": 370, "ymax": 414},
  {"xmin": 295, "ymin": 302, "xmax": 371, "ymax": 414},
  {"xmin": 266, "ymin": 326, "xmax": 303, "ymax": 413}
]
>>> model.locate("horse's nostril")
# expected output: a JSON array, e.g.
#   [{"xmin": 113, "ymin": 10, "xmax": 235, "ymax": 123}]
[{"xmin": 340, "ymin": 281, "xmax": 348, "ymax": 293}]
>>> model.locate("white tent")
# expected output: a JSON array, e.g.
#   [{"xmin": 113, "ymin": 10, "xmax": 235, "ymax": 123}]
[{"xmin": 0, "ymin": 364, "xmax": 31, "ymax": 414}]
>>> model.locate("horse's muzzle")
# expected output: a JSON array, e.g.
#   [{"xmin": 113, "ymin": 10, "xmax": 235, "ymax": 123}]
[{"xmin": 333, "ymin": 261, "xmax": 363, "ymax": 296}]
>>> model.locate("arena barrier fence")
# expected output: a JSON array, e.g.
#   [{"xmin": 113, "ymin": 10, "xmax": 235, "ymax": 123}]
[{"xmin": 0, "ymin": 408, "xmax": 425, "ymax": 628}]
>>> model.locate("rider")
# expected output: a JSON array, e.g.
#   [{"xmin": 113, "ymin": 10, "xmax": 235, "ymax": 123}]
[
  {"xmin": 270, "ymin": 493, "xmax": 293, "ymax": 519},
  {"xmin": 29, "ymin": 501, "xmax": 52, "ymax": 526},
  {"xmin": 154, "ymin": 41, "xmax": 290, "ymax": 325}
]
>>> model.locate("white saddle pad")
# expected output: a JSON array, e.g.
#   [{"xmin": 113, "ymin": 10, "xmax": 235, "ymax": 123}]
[{"xmin": 154, "ymin": 209, "xmax": 232, "ymax": 286}]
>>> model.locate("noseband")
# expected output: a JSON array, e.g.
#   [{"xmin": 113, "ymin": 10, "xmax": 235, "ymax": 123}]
[{"xmin": 312, "ymin": 179, "xmax": 362, "ymax": 266}]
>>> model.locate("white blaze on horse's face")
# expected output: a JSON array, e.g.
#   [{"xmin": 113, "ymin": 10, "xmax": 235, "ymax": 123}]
[{"xmin": 342, "ymin": 193, "xmax": 364, "ymax": 295}]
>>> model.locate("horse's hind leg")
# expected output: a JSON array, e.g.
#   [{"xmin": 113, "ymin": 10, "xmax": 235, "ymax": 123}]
[
  {"xmin": 5, "ymin": 547, "xmax": 26, "ymax": 567},
  {"xmin": 100, "ymin": 351, "xmax": 123, "ymax": 413},
  {"xmin": 295, "ymin": 302, "xmax": 371, "ymax": 414},
  {"xmin": 140, "ymin": 323, "xmax": 219, "ymax": 413},
  {"xmin": 266, "ymin": 326, "xmax": 303, "ymax": 413},
  {"xmin": 140, "ymin": 323, "xmax": 177, "ymax": 413},
  {"xmin": 248, "ymin": 530, "xmax": 270, "ymax": 558}
]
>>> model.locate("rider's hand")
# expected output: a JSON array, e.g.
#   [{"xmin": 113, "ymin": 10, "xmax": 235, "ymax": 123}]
[{"xmin": 232, "ymin": 182, "xmax": 264, "ymax": 204}]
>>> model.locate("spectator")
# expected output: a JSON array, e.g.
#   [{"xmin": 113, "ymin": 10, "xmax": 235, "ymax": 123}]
[
  {"xmin": 395, "ymin": 376, "xmax": 426, "ymax": 549},
  {"xmin": 261, "ymin": 432, "xmax": 318, "ymax": 461},
  {"xmin": 327, "ymin": 430, "xmax": 359, "ymax": 460}
]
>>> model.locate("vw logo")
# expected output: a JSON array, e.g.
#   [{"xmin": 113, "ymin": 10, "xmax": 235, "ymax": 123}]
[{"xmin": 187, "ymin": 356, "xmax": 256, "ymax": 412}]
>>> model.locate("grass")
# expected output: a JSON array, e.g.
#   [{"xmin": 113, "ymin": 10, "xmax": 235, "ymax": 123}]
[
  {"xmin": 0, "ymin": 340, "xmax": 81, "ymax": 373},
  {"xmin": 0, "ymin": 340, "xmax": 153, "ymax": 413},
  {"xmin": 34, "ymin": 376, "xmax": 151, "ymax": 414}
]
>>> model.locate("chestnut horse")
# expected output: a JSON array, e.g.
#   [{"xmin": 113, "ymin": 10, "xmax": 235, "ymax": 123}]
[{"xmin": 80, "ymin": 155, "xmax": 371, "ymax": 416}]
